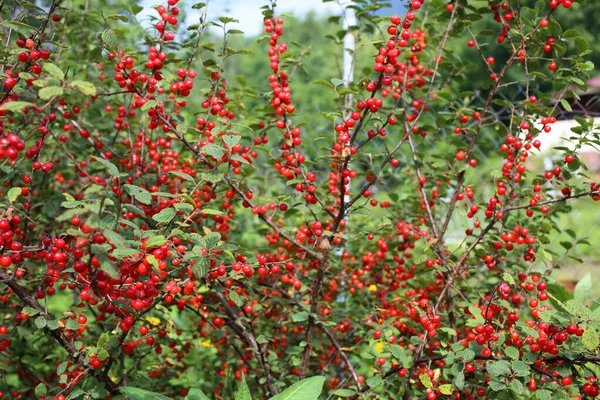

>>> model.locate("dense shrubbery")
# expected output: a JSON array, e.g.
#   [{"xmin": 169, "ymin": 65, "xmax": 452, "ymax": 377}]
[{"xmin": 1, "ymin": 0, "xmax": 599, "ymax": 399}]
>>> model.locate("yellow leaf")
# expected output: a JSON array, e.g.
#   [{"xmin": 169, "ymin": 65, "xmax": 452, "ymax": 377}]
[{"xmin": 145, "ymin": 317, "xmax": 160, "ymax": 325}]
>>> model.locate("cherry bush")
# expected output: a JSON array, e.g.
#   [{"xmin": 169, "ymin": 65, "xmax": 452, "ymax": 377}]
[{"xmin": 1, "ymin": 0, "xmax": 600, "ymax": 399}]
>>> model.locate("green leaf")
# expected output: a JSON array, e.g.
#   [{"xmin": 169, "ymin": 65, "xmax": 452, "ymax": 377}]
[
  {"xmin": 186, "ymin": 388, "xmax": 210, "ymax": 400},
  {"xmin": 419, "ymin": 373, "xmax": 432, "ymax": 388},
  {"xmin": 575, "ymin": 273, "xmax": 592, "ymax": 304},
  {"xmin": 112, "ymin": 248, "xmax": 139, "ymax": 260},
  {"xmin": 230, "ymin": 291, "xmax": 244, "ymax": 307},
  {"xmin": 202, "ymin": 144, "xmax": 225, "ymax": 159},
  {"xmin": 0, "ymin": 101, "xmax": 35, "ymax": 112},
  {"xmin": 235, "ymin": 375, "xmax": 252, "ymax": 400},
  {"xmin": 98, "ymin": 349, "xmax": 109, "ymax": 361},
  {"xmin": 107, "ymin": 14, "xmax": 129, "ymax": 22},
  {"xmin": 43, "ymin": 62, "xmax": 65, "ymax": 80},
  {"xmin": 488, "ymin": 380, "xmax": 506, "ymax": 392},
  {"xmin": 142, "ymin": 99, "xmax": 158, "ymax": 111},
  {"xmin": 102, "ymin": 29, "xmax": 118, "ymax": 48},
  {"xmin": 39, "ymin": 86, "xmax": 64, "ymax": 99},
  {"xmin": 70, "ymin": 80, "xmax": 97, "ymax": 96},
  {"xmin": 146, "ymin": 235, "xmax": 167, "ymax": 249},
  {"xmin": 583, "ymin": 326, "xmax": 599, "ymax": 351},
  {"xmin": 123, "ymin": 184, "xmax": 152, "ymax": 205},
  {"xmin": 201, "ymin": 209, "xmax": 224, "ymax": 216},
  {"xmin": 292, "ymin": 311, "xmax": 309, "ymax": 322},
  {"xmin": 120, "ymin": 387, "xmax": 173, "ymax": 400},
  {"xmin": 269, "ymin": 376, "xmax": 325, "ymax": 400},
  {"xmin": 502, "ymin": 272, "xmax": 516, "ymax": 286},
  {"xmin": 439, "ymin": 384, "xmax": 453, "ymax": 395},
  {"xmin": 504, "ymin": 346, "xmax": 519, "ymax": 360},
  {"xmin": 35, "ymin": 383, "xmax": 47, "ymax": 397},
  {"xmin": 332, "ymin": 389, "xmax": 356, "ymax": 396},
  {"xmin": 168, "ymin": 171, "xmax": 195, "ymax": 182},
  {"xmin": 22, "ymin": 306, "xmax": 40, "ymax": 316},
  {"xmin": 486, "ymin": 360, "xmax": 511, "ymax": 377},
  {"xmin": 152, "ymin": 208, "xmax": 176, "ymax": 224},
  {"xmin": 509, "ymin": 379, "xmax": 523, "ymax": 395},
  {"xmin": 223, "ymin": 135, "xmax": 241, "ymax": 148},
  {"xmin": 66, "ymin": 388, "xmax": 86, "ymax": 400},
  {"xmin": 57, "ymin": 361, "xmax": 69, "ymax": 375},
  {"xmin": 47, "ymin": 320, "xmax": 60, "ymax": 330},
  {"xmin": 311, "ymin": 79, "xmax": 334, "ymax": 89},
  {"xmin": 562, "ymin": 29, "xmax": 580, "ymax": 38},
  {"xmin": 219, "ymin": 16, "xmax": 239, "ymax": 24},
  {"xmin": 92, "ymin": 156, "xmax": 127, "ymax": 177},
  {"xmin": 7, "ymin": 187, "xmax": 21, "ymax": 203},
  {"xmin": 575, "ymin": 37, "xmax": 589, "ymax": 53},
  {"xmin": 34, "ymin": 316, "xmax": 47, "ymax": 329},
  {"xmin": 454, "ymin": 371, "xmax": 465, "ymax": 390}
]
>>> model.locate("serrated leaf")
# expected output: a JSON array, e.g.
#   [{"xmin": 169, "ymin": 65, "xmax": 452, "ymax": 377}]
[
  {"xmin": 223, "ymin": 135, "xmax": 241, "ymax": 148},
  {"xmin": 230, "ymin": 291, "xmax": 244, "ymax": 307},
  {"xmin": 186, "ymin": 388, "xmax": 210, "ymax": 400},
  {"xmin": 43, "ymin": 62, "xmax": 64, "ymax": 80},
  {"xmin": 97, "ymin": 349, "xmax": 109, "ymax": 361},
  {"xmin": 35, "ymin": 383, "xmax": 47, "ymax": 397},
  {"xmin": 107, "ymin": 14, "xmax": 129, "ymax": 22},
  {"xmin": 0, "ymin": 101, "xmax": 35, "ymax": 111},
  {"xmin": 112, "ymin": 248, "xmax": 139, "ymax": 260},
  {"xmin": 39, "ymin": 86, "xmax": 64, "ymax": 99},
  {"xmin": 152, "ymin": 207, "xmax": 176, "ymax": 224},
  {"xmin": 486, "ymin": 360, "xmax": 511, "ymax": 377},
  {"xmin": 454, "ymin": 370, "xmax": 465, "ymax": 390},
  {"xmin": 200, "ymin": 208, "xmax": 223, "ymax": 216},
  {"xmin": 168, "ymin": 171, "xmax": 195, "ymax": 182},
  {"xmin": 311, "ymin": 79, "xmax": 334, "ymax": 89},
  {"xmin": 419, "ymin": 373, "xmax": 432, "ymax": 388},
  {"xmin": 34, "ymin": 316, "xmax": 46, "ymax": 329},
  {"xmin": 7, "ymin": 187, "xmax": 21, "ymax": 203},
  {"xmin": 438, "ymin": 384, "xmax": 453, "ymax": 395},
  {"xmin": 92, "ymin": 156, "xmax": 126, "ymax": 177},
  {"xmin": 123, "ymin": 184, "xmax": 152, "ymax": 205},
  {"xmin": 502, "ymin": 272, "xmax": 516, "ymax": 286},
  {"xmin": 292, "ymin": 311, "xmax": 309, "ymax": 322},
  {"xmin": 70, "ymin": 80, "xmax": 97, "ymax": 96},
  {"xmin": 57, "ymin": 361, "xmax": 69, "ymax": 375},
  {"xmin": 102, "ymin": 29, "xmax": 118, "ymax": 47},
  {"xmin": 509, "ymin": 379, "xmax": 523, "ymax": 394},
  {"xmin": 504, "ymin": 346, "xmax": 519, "ymax": 360},
  {"xmin": 575, "ymin": 37, "xmax": 589, "ymax": 54},
  {"xmin": 583, "ymin": 326, "xmax": 599, "ymax": 351},
  {"xmin": 142, "ymin": 99, "xmax": 158, "ymax": 110},
  {"xmin": 47, "ymin": 320, "xmax": 60, "ymax": 330},
  {"xmin": 22, "ymin": 306, "xmax": 40, "ymax": 316},
  {"xmin": 218, "ymin": 16, "xmax": 239, "ymax": 24},
  {"xmin": 332, "ymin": 389, "xmax": 356, "ymax": 396},
  {"xmin": 488, "ymin": 380, "xmax": 506, "ymax": 391},
  {"xmin": 146, "ymin": 235, "xmax": 167, "ymax": 249},
  {"xmin": 120, "ymin": 387, "xmax": 172, "ymax": 400},
  {"xmin": 66, "ymin": 388, "xmax": 86, "ymax": 400},
  {"xmin": 235, "ymin": 375, "xmax": 252, "ymax": 400},
  {"xmin": 270, "ymin": 376, "xmax": 325, "ymax": 400},
  {"xmin": 202, "ymin": 144, "xmax": 225, "ymax": 159}
]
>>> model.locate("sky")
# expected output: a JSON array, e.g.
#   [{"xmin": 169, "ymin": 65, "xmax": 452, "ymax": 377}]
[{"xmin": 139, "ymin": 0, "xmax": 351, "ymax": 37}]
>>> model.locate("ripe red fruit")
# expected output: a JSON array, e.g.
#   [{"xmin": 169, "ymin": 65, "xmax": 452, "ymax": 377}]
[{"xmin": 3, "ymin": 77, "xmax": 17, "ymax": 89}]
